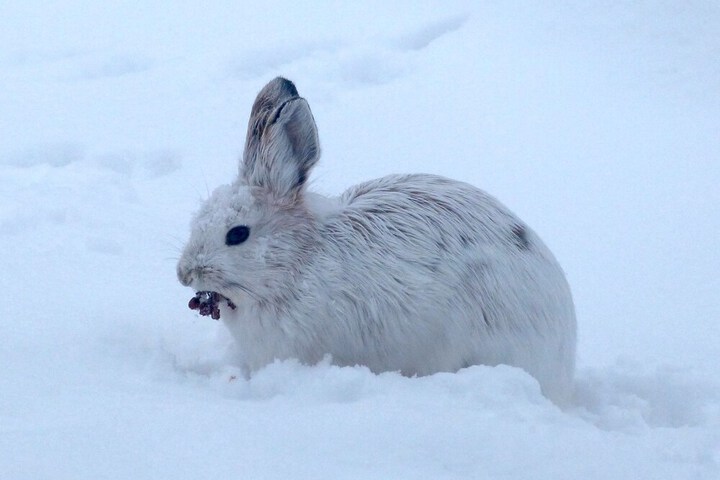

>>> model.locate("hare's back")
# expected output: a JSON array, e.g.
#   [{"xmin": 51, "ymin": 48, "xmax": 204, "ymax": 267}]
[{"xmin": 336, "ymin": 173, "xmax": 532, "ymax": 253}]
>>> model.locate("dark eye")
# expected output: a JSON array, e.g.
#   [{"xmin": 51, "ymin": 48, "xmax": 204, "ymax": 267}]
[{"xmin": 226, "ymin": 225, "xmax": 250, "ymax": 246}]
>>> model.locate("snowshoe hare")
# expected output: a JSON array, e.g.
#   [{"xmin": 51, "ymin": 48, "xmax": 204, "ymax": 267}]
[{"xmin": 177, "ymin": 77, "xmax": 576, "ymax": 404}]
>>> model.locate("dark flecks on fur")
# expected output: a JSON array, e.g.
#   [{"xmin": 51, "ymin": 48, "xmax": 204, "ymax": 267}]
[
  {"xmin": 511, "ymin": 224, "xmax": 530, "ymax": 250},
  {"xmin": 480, "ymin": 304, "xmax": 492, "ymax": 329}
]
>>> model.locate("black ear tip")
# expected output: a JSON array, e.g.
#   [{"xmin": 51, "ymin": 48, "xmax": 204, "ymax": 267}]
[{"xmin": 270, "ymin": 77, "xmax": 299, "ymax": 98}]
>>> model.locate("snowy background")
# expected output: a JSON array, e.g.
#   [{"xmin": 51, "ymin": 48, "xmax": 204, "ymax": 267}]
[{"xmin": 1, "ymin": 1, "xmax": 719, "ymax": 478}]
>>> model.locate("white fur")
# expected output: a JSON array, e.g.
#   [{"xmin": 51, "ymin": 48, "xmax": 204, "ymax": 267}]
[{"xmin": 177, "ymin": 78, "xmax": 577, "ymax": 404}]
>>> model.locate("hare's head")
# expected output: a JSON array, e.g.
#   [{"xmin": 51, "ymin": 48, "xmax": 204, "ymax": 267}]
[{"xmin": 177, "ymin": 78, "xmax": 321, "ymax": 308}]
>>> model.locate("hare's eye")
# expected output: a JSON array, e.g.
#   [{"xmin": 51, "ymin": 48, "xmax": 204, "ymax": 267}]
[{"xmin": 226, "ymin": 225, "xmax": 250, "ymax": 246}]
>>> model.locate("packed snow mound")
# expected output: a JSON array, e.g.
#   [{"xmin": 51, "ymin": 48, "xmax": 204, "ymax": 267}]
[{"xmin": 4, "ymin": 329, "xmax": 719, "ymax": 479}]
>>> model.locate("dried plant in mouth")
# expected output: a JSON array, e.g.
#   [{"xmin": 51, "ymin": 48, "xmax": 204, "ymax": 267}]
[{"xmin": 188, "ymin": 291, "xmax": 236, "ymax": 320}]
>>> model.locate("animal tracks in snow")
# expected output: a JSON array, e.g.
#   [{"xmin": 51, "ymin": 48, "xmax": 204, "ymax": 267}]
[
  {"xmin": 228, "ymin": 41, "xmax": 340, "ymax": 81},
  {"xmin": 0, "ymin": 144, "xmax": 181, "ymax": 179},
  {"xmin": 0, "ymin": 143, "xmax": 85, "ymax": 168},
  {"xmin": 395, "ymin": 14, "xmax": 469, "ymax": 51},
  {"xmin": 1, "ymin": 48, "xmax": 155, "ymax": 82},
  {"xmin": 227, "ymin": 14, "xmax": 468, "ymax": 87},
  {"xmin": 77, "ymin": 54, "xmax": 155, "ymax": 81},
  {"xmin": 0, "ymin": 146, "xmax": 181, "ymax": 256}
]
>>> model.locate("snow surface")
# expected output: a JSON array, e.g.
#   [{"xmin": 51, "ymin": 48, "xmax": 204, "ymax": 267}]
[{"xmin": 1, "ymin": 1, "xmax": 719, "ymax": 478}]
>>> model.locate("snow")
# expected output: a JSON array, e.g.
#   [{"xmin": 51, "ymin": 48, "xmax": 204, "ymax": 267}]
[{"xmin": 1, "ymin": 1, "xmax": 719, "ymax": 478}]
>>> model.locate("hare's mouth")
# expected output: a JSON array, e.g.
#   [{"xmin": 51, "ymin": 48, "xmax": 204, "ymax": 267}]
[{"xmin": 188, "ymin": 291, "xmax": 237, "ymax": 320}]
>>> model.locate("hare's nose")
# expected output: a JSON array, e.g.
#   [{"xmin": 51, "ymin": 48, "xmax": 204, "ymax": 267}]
[{"xmin": 177, "ymin": 264, "xmax": 194, "ymax": 286}]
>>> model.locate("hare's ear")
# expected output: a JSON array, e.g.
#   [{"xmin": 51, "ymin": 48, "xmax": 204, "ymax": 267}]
[{"xmin": 240, "ymin": 77, "xmax": 320, "ymax": 199}]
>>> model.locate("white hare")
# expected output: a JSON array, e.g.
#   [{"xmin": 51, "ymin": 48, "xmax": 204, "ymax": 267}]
[{"xmin": 177, "ymin": 77, "xmax": 576, "ymax": 404}]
